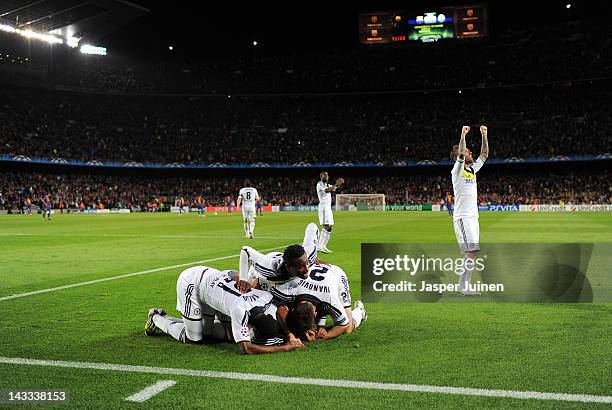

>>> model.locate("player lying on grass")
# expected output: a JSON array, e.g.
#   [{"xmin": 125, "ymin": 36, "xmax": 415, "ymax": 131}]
[
  {"xmin": 450, "ymin": 125, "xmax": 489, "ymax": 296},
  {"xmin": 145, "ymin": 266, "xmax": 303, "ymax": 354},
  {"xmin": 270, "ymin": 262, "xmax": 367, "ymax": 342},
  {"xmin": 238, "ymin": 223, "xmax": 320, "ymax": 290}
]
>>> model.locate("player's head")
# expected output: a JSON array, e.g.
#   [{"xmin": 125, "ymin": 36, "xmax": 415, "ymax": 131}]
[
  {"xmin": 249, "ymin": 312, "xmax": 282, "ymax": 342},
  {"xmin": 282, "ymin": 244, "xmax": 309, "ymax": 279},
  {"xmin": 287, "ymin": 301, "xmax": 316, "ymax": 341},
  {"xmin": 244, "ymin": 179, "xmax": 252, "ymax": 187},
  {"xmin": 320, "ymin": 171, "xmax": 329, "ymax": 182},
  {"xmin": 450, "ymin": 145, "xmax": 473, "ymax": 163}
]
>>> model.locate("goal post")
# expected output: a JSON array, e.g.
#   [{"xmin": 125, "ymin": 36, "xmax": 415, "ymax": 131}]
[{"xmin": 335, "ymin": 194, "xmax": 386, "ymax": 211}]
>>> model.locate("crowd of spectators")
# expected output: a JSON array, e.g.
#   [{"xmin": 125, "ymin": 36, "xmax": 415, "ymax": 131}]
[
  {"xmin": 1, "ymin": 170, "xmax": 609, "ymax": 212},
  {"xmin": 1, "ymin": 83, "xmax": 610, "ymax": 164}
]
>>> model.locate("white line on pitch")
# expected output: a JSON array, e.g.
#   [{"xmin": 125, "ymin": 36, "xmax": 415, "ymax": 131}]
[
  {"xmin": 0, "ymin": 233, "xmax": 301, "ymax": 240},
  {"xmin": 0, "ymin": 357, "xmax": 609, "ymax": 404},
  {"xmin": 125, "ymin": 380, "xmax": 176, "ymax": 402},
  {"xmin": 0, "ymin": 244, "xmax": 289, "ymax": 302}
]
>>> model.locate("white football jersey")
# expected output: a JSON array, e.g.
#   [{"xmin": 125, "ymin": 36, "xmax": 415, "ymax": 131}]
[
  {"xmin": 239, "ymin": 187, "xmax": 259, "ymax": 208},
  {"xmin": 199, "ymin": 269, "xmax": 274, "ymax": 343},
  {"xmin": 239, "ymin": 223, "xmax": 319, "ymax": 283},
  {"xmin": 451, "ymin": 157, "xmax": 484, "ymax": 221},
  {"xmin": 317, "ymin": 181, "xmax": 333, "ymax": 207},
  {"xmin": 270, "ymin": 263, "xmax": 349, "ymax": 326}
]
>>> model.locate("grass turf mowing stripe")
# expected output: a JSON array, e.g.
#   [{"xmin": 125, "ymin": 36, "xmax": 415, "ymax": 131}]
[
  {"xmin": 125, "ymin": 380, "xmax": 177, "ymax": 402},
  {"xmin": 0, "ymin": 233, "xmax": 302, "ymax": 240},
  {"xmin": 0, "ymin": 244, "xmax": 289, "ymax": 302},
  {"xmin": 0, "ymin": 357, "xmax": 610, "ymax": 404}
]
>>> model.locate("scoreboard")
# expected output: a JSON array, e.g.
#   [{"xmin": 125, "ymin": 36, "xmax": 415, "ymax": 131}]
[{"xmin": 359, "ymin": 4, "xmax": 488, "ymax": 44}]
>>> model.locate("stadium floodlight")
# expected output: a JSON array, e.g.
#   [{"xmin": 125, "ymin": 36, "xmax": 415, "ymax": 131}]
[
  {"xmin": 66, "ymin": 36, "xmax": 80, "ymax": 48},
  {"xmin": 252, "ymin": 40, "xmax": 258, "ymax": 46},
  {"xmin": 21, "ymin": 29, "xmax": 63, "ymax": 44},
  {"xmin": 0, "ymin": 24, "xmax": 63, "ymax": 44},
  {"xmin": 80, "ymin": 44, "xmax": 107, "ymax": 56},
  {"xmin": 168, "ymin": 45, "xmax": 174, "ymax": 51},
  {"xmin": 566, "ymin": 3, "xmax": 572, "ymax": 9},
  {"xmin": 0, "ymin": 24, "xmax": 17, "ymax": 33}
]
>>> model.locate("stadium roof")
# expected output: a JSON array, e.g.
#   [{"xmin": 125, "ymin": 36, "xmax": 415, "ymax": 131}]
[{"xmin": 0, "ymin": 0, "xmax": 148, "ymax": 41}]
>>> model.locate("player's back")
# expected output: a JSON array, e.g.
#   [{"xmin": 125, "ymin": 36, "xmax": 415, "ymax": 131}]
[
  {"xmin": 239, "ymin": 187, "xmax": 258, "ymax": 208},
  {"xmin": 201, "ymin": 269, "xmax": 271, "ymax": 315},
  {"xmin": 271, "ymin": 263, "xmax": 337, "ymax": 302}
]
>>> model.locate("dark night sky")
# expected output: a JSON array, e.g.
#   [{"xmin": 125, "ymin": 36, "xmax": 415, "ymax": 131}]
[{"xmin": 101, "ymin": 0, "xmax": 599, "ymax": 60}]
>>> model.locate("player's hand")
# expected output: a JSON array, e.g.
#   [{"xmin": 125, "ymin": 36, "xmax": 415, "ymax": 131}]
[
  {"xmin": 461, "ymin": 126, "xmax": 470, "ymax": 136},
  {"xmin": 288, "ymin": 332, "xmax": 301, "ymax": 345},
  {"xmin": 285, "ymin": 338, "xmax": 305, "ymax": 351},
  {"xmin": 480, "ymin": 125, "xmax": 488, "ymax": 137},
  {"xmin": 236, "ymin": 280, "xmax": 252, "ymax": 294},
  {"xmin": 304, "ymin": 330, "xmax": 317, "ymax": 341},
  {"xmin": 316, "ymin": 327, "xmax": 328, "ymax": 340}
]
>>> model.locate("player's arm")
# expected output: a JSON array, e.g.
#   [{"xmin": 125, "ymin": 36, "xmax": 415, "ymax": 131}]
[
  {"xmin": 453, "ymin": 126, "xmax": 470, "ymax": 176},
  {"xmin": 236, "ymin": 194, "xmax": 242, "ymax": 208},
  {"xmin": 232, "ymin": 307, "xmax": 302, "ymax": 354},
  {"xmin": 458, "ymin": 126, "xmax": 468, "ymax": 161},
  {"xmin": 276, "ymin": 305, "xmax": 302, "ymax": 345},
  {"xmin": 238, "ymin": 340, "xmax": 302, "ymax": 355},
  {"xmin": 324, "ymin": 178, "xmax": 345, "ymax": 193},
  {"xmin": 228, "ymin": 270, "xmax": 252, "ymax": 293},
  {"xmin": 316, "ymin": 296, "xmax": 353, "ymax": 340},
  {"xmin": 479, "ymin": 125, "xmax": 489, "ymax": 162}
]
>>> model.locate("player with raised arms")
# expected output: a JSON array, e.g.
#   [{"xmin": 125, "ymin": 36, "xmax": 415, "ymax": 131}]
[
  {"xmin": 450, "ymin": 125, "xmax": 489, "ymax": 295},
  {"xmin": 236, "ymin": 180, "xmax": 259, "ymax": 238},
  {"xmin": 317, "ymin": 171, "xmax": 344, "ymax": 253},
  {"xmin": 145, "ymin": 266, "xmax": 303, "ymax": 354}
]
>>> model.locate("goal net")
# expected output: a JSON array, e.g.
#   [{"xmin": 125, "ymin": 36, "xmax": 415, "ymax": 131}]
[{"xmin": 336, "ymin": 194, "xmax": 386, "ymax": 211}]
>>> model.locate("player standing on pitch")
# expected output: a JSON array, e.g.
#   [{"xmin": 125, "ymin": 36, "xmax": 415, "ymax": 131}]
[
  {"xmin": 317, "ymin": 171, "xmax": 344, "ymax": 253},
  {"xmin": 450, "ymin": 125, "xmax": 489, "ymax": 295},
  {"xmin": 237, "ymin": 180, "xmax": 259, "ymax": 239}
]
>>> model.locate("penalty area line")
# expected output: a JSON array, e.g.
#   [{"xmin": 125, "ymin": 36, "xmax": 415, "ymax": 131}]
[
  {"xmin": 0, "ymin": 244, "xmax": 289, "ymax": 302},
  {"xmin": 0, "ymin": 357, "xmax": 609, "ymax": 404},
  {"xmin": 125, "ymin": 380, "xmax": 176, "ymax": 402}
]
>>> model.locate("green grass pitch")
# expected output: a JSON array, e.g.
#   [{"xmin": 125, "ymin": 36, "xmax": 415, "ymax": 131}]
[{"xmin": 0, "ymin": 211, "xmax": 611, "ymax": 408}]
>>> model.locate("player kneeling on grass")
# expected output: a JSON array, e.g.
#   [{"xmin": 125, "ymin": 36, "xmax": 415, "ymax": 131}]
[
  {"xmin": 238, "ymin": 223, "xmax": 320, "ymax": 290},
  {"xmin": 272, "ymin": 263, "xmax": 367, "ymax": 342},
  {"xmin": 145, "ymin": 266, "xmax": 303, "ymax": 354}
]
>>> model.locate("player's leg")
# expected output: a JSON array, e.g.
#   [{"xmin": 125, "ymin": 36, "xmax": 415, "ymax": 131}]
[
  {"xmin": 248, "ymin": 208, "xmax": 255, "ymax": 238},
  {"xmin": 454, "ymin": 218, "xmax": 481, "ymax": 295},
  {"xmin": 319, "ymin": 207, "xmax": 334, "ymax": 252},
  {"xmin": 302, "ymin": 223, "xmax": 319, "ymax": 265},
  {"xmin": 335, "ymin": 267, "xmax": 366, "ymax": 332},
  {"xmin": 318, "ymin": 207, "xmax": 334, "ymax": 253}
]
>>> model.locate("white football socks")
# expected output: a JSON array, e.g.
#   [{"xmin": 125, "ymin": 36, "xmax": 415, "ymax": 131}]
[
  {"xmin": 153, "ymin": 315, "xmax": 186, "ymax": 342},
  {"xmin": 458, "ymin": 257, "xmax": 474, "ymax": 291},
  {"xmin": 352, "ymin": 308, "xmax": 364, "ymax": 328},
  {"xmin": 319, "ymin": 229, "xmax": 331, "ymax": 249}
]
